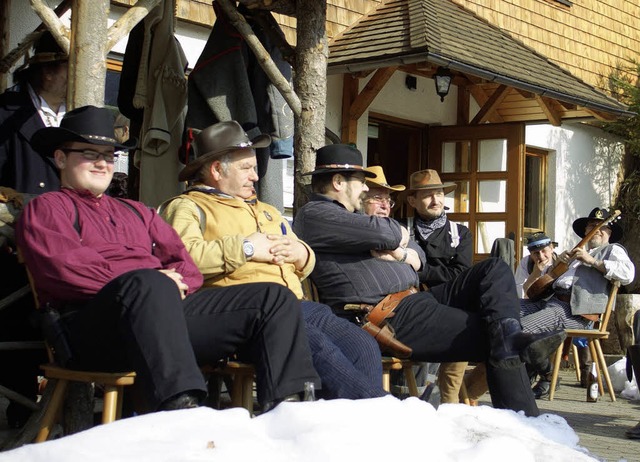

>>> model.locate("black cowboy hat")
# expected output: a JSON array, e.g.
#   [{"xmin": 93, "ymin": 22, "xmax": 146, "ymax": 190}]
[
  {"xmin": 302, "ymin": 144, "xmax": 375, "ymax": 177},
  {"xmin": 179, "ymin": 121, "xmax": 271, "ymax": 182},
  {"xmin": 572, "ymin": 207, "xmax": 623, "ymax": 243},
  {"xmin": 526, "ymin": 232, "xmax": 558, "ymax": 251},
  {"xmin": 32, "ymin": 106, "xmax": 136, "ymax": 156}
]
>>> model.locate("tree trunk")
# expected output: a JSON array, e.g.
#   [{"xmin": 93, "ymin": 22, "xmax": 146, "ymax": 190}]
[
  {"xmin": 292, "ymin": 0, "xmax": 327, "ymax": 213},
  {"xmin": 67, "ymin": 0, "xmax": 109, "ymax": 109}
]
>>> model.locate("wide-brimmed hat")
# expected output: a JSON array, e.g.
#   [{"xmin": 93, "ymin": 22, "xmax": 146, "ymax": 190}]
[
  {"xmin": 364, "ymin": 166, "xmax": 406, "ymax": 191},
  {"xmin": 19, "ymin": 31, "xmax": 68, "ymax": 70},
  {"xmin": 32, "ymin": 106, "xmax": 135, "ymax": 156},
  {"xmin": 179, "ymin": 121, "xmax": 271, "ymax": 182},
  {"xmin": 408, "ymin": 169, "xmax": 456, "ymax": 194},
  {"xmin": 526, "ymin": 232, "xmax": 558, "ymax": 251},
  {"xmin": 572, "ymin": 207, "xmax": 622, "ymax": 243},
  {"xmin": 302, "ymin": 144, "xmax": 375, "ymax": 177}
]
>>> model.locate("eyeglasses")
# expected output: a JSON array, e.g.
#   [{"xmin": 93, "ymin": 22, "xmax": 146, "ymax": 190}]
[
  {"xmin": 345, "ymin": 174, "xmax": 366, "ymax": 185},
  {"xmin": 364, "ymin": 195, "xmax": 395, "ymax": 208},
  {"xmin": 62, "ymin": 149, "xmax": 118, "ymax": 163}
]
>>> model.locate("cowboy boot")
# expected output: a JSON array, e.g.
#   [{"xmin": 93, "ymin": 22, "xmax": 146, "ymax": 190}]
[{"xmin": 488, "ymin": 318, "xmax": 567, "ymax": 370}]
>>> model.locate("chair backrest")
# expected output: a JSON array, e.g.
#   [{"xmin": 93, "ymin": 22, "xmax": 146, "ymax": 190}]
[
  {"xmin": 596, "ymin": 280, "xmax": 620, "ymax": 334},
  {"xmin": 490, "ymin": 237, "xmax": 515, "ymax": 273},
  {"xmin": 301, "ymin": 278, "xmax": 320, "ymax": 302}
]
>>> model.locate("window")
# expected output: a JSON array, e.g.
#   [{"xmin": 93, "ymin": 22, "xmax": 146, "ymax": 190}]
[{"xmin": 524, "ymin": 147, "xmax": 548, "ymax": 233}]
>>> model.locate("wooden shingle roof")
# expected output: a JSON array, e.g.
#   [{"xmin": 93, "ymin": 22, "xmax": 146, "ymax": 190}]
[{"xmin": 329, "ymin": 0, "xmax": 630, "ymax": 121}]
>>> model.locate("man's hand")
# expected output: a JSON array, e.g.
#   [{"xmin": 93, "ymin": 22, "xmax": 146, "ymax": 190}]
[
  {"xmin": 159, "ymin": 268, "xmax": 188, "ymax": 299},
  {"xmin": 569, "ymin": 247, "xmax": 597, "ymax": 266},
  {"xmin": 399, "ymin": 226, "xmax": 410, "ymax": 248},
  {"xmin": 245, "ymin": 232, "xmax": 310, "ymax": 269}
]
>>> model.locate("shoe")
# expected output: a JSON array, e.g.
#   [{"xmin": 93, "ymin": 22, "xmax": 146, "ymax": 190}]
[
  {"xmin": 625, "ymin": 422, "xmax": 640, "ymax": 439},
  {"xmin": 261, "ymin": 393, "xmax": 301, "ymax": 414},
  {"xmin": 532, "ymin": 377, "xmax": 561, "ymax": 399},
  {"xmin": 489, "ymin": 318, "xmax": 567, "ymax": 369},
  {"xmin": 159, "ymin": 391, "xmax": 201, "ymax": 411}
]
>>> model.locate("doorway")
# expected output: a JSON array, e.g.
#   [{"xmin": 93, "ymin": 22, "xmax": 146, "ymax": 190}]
[{"xmin": 367, "ymin": 114, "xmax": 426, "ymax": 219}]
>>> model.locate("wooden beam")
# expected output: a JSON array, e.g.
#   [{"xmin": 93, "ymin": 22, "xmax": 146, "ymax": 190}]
[
  {"xmin": 341, "ymin": 73, "xmax": 358, "ymax": 144},
  {"xmin": 470, "ymin": 84, "xmax": 509, "ymax": 124},
  {"xmin": 106, "ymin": 0, "xmax": 161, "ymax": 52},
  {"xmin": 217, "ymin": 0, "xmax": 301, "ymax": 116},
  {"xmin": 584, "ymin": 108, "xmax": 618, "ymax": 122},
  {"xmin": 534, "ymin": 94, "xmax": 562, "ymax": 126},
  {"xmin": 468, "ymin": 85, "xmax": 504, "ymax": 123},
  {"xmin": 457, "ymin": 85, "xmax": 469, "ymax": 125},
  {"xmin": 30, "ymin": 0, "xmax": 70, "ymax": 54},
  {"xmin": 0, "ymin": 0, "xmax": 71, "ymax": 74},
  {"xmin": 349, "ymin": 66, "xmax": 397, "ymax": 120}
]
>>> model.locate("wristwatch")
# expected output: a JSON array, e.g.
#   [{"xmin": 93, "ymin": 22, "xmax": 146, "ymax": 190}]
[{"xmin": 242, "ymin": 239, "xmax": 255, "ymax": 260}]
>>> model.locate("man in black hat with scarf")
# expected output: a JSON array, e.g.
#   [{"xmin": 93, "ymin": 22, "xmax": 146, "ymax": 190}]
[
  {"xmin": 294, "ymin": 143, "xmax": 566, "ymax": 417},
  {"xmin": 16, "ymin": 106, "xmax": 319, "ymax": 414}
]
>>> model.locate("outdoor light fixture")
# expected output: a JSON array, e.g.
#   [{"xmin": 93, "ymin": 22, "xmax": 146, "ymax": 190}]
[{"xmin": 434, "ymin": 67, "xmax": 453, "ymax": 102}]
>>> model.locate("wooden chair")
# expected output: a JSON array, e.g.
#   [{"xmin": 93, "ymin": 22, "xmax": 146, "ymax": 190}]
[
  {"xmin": 202, "ymin": 361, "xmax": 256, "ymax": 414},
  {"xmin": 18, "ymin": 251, "xmax": 136, "ymax": 442},
  {"xmin": 548, "ymin": 280, "xmax": 620, "ymax": 401}
]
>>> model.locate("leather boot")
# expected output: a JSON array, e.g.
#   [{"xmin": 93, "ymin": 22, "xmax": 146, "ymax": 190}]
[
  {"xmin": 486, "ymin": 360, "xmax": 539, "ymax": 417},
  {"xmin": 488, "ymin": 318, "xmax": 566, "ymax": 370},
  {"xmin": 261, "ymin": 393, "xmax": 301, "ymax": 414},
  {"xmin": 627, "ymin": 344, "xmax": 640, "ymax": 384},
  {"xmin": 578, "ymin": 345, "xmax": 592, "ymax": 388},
  {"xmin": 159, "ymin": 391, "xmax": 202, "ymax": 411}
]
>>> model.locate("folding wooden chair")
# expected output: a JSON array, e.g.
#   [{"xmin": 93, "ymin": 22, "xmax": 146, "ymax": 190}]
[{"xmin": 548, "ymin": 280, "xmax": 620, "ymax": 401}]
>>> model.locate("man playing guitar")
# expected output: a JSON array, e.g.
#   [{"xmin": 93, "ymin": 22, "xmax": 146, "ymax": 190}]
[{"xmin": 520, "ymin": 207, "xmax": 635, "ymax": 398}]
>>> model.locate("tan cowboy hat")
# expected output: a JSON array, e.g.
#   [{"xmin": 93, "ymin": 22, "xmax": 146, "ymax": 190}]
[
  {"xmin": 408, "ymin": 169, "xmax": 456, "ymax": 194},
  {"xmin": 179, "ymin": 121, "xmax": 271, "ymax": 182},
  {"xmin": 364, "ymin": 166, "xmax": 406, "ymax": 191}
]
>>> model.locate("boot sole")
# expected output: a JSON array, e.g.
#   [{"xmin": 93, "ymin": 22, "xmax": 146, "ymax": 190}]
[{"xmin": 519, "ymin": 331, "xmax": 567, "ymax": 369}]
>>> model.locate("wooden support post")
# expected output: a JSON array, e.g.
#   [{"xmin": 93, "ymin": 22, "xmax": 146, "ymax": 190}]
[
  {"xmin": 67, "ymin": 0, "xmax": 109, "ymax": 109},
  {"xmin": 293, "ymin": 0, "xmax": 327, "ymax": 212},
  {"xmin": 0, "ymin": 0, "xmax": 9, "ymax": 91}
]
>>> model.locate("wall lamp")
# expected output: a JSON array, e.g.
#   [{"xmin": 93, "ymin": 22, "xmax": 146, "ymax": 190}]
[{"xmin": 434, "ymin": 67, "xmax": 453, "ymax": 102}]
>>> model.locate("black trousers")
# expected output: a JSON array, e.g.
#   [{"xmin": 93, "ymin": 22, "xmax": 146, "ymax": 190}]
[
  {"xmin": 389, "ymin": 258, "xmax": 538, "ymax": 415},
  {"xmin": 63, "ymin": 270, "xmax": 318, "ymax": 410}
]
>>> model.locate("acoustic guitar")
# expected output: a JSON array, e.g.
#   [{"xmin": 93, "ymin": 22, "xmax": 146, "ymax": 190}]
[{"xmin": 525, "ymin": 209, "xmax": 621, "ymax": 301}]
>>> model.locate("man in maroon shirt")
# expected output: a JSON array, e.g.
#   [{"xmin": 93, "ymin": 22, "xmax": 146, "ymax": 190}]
[{"xmin": 16, "ymin": 106, "xmax": 319, "ymax": 413}]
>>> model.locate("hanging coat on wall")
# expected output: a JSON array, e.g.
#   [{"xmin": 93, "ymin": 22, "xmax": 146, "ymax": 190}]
[{"xmin": 131, "ymin": 0, "xmax": 188, "ymax": 208}]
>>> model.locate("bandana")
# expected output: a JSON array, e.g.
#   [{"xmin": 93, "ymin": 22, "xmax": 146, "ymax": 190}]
[{"xmin": 415, "ymin": 213, "xmax": 447, "ymax": 241}]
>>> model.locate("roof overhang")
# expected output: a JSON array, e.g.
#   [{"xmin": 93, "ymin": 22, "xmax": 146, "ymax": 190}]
[{"xmin": 328, "ymin": 0, "xmax": 635, "ymax": 124}]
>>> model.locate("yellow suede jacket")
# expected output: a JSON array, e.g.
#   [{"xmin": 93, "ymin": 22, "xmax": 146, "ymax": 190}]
[{"xmin": 160, "ymin": 189, "xmax": 314, "ymax": 299}]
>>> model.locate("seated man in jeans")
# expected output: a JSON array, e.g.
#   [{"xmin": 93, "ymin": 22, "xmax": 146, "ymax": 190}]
[
  {"xmin": 294, "ymin": 143, "xmax": 566, "ymax": 417},
  {"xmin": 161, "ymin": 121, "xmax": 386, "ymax": 400},
  {"xmin": 17, "ymin": 106, "xmax": 319, "ymax": 413}
]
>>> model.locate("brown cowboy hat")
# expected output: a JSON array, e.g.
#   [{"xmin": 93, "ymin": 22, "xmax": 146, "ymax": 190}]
[
  {"xmin": 178, "ymin": 121, "xmax": 271, "ymax": 182},
  {"xmin": 408, "ymin": 169, "xmax": 456, "ymax": 194},
  {"xmin": 364, "ymin": 166, "xmax": 406, "ymax": 191},
  {"xmin": 32, "ymin": 106, "xmax": 135, "ymax": 156},
  {"xmin": 302, "ymin": 144, "xmax": 375, "ymax": 177},
  {"xmin": 572, "ymin": 207, "xmax": 623, "ymax": 243}
]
